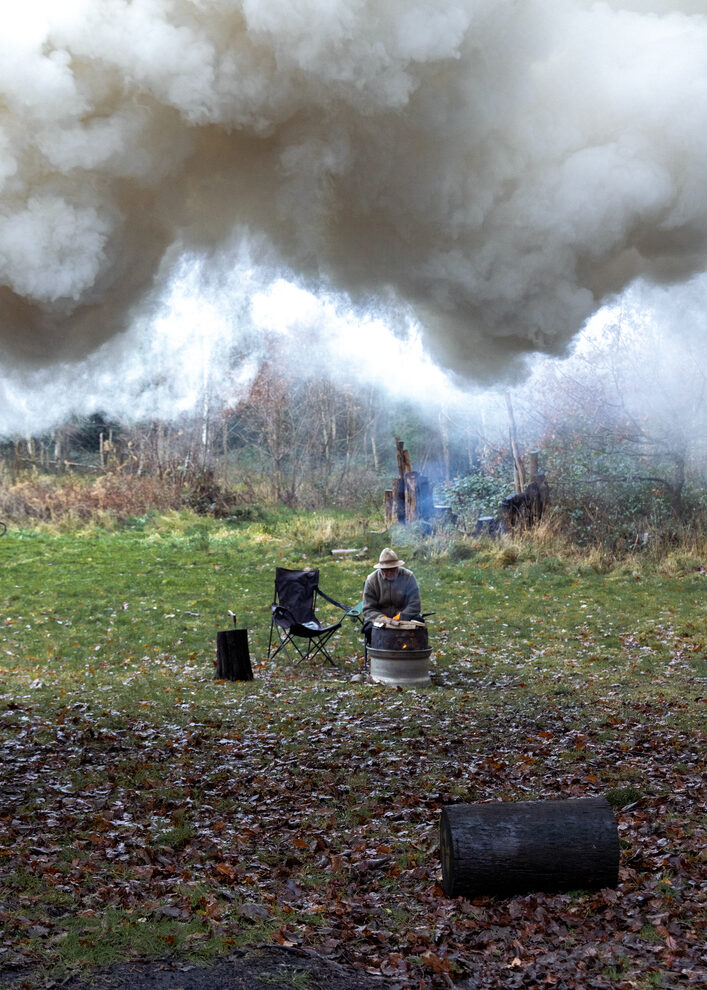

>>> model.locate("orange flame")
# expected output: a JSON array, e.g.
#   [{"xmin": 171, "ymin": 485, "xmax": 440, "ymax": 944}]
[
  {"xmin": 392, "ymin": 612, "xmax": 401, "ymax": 621},
  {"xmin": 402, "ymin": 643, "xmax": 407, "ymax": 649}
]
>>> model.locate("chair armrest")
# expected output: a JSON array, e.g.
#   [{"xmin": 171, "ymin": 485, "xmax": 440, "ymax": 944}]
[
  {"xmin": 343, "ymin": 600, "xmax": 365, "ymax": 624},
  {"xmin": 272, "ymin": 603, "xmax": 297, "ymax": 624},
  {"xmin": 316, "ymin": 588, "xmax": 352, "ymax": 612}
]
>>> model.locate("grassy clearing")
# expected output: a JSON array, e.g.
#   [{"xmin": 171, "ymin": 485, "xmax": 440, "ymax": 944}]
[
  {"xmin": 2, "ymin": 512, "xmax": 703, "ymax": 711},
  {"xmin": 0, "ymin": 511, "xmax": 705, "ymax": 987}
]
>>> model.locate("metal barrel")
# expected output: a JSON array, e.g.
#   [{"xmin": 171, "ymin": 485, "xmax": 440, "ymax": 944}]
[{"xmin": 369, "ymin": 647, "xmax": 432, "ymax": 686}]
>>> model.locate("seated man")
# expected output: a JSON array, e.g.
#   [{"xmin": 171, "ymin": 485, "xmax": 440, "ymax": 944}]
[{"xmin": 362, "ymin": 548, "xmax": 422, "ymax": 638}]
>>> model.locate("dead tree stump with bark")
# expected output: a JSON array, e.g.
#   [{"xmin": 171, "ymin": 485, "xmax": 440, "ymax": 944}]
[{"xmin": 385, "ymin": 439, "xmax": 434, "ymax": 525}]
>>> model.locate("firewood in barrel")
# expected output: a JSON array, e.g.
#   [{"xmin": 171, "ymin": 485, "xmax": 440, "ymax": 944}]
[
  {"xmin": 440, "ymin": 797, "xmax": 619, "ymax": 898},
  {"xmin": 216, "ymin": 620, "xmax": 254, "ymax": 681},
  {"xmin": 371, "ymin": 620, "xmax": 429, "ymax": 652}
]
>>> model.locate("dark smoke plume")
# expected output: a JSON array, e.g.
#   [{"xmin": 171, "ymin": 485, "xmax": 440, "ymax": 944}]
[{"xmin": 1, "ymin": 1, "xmax": 705, "ymax": 413}]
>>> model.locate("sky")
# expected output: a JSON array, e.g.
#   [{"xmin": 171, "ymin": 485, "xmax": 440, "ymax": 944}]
[{"xmin": 0, "ymin": 1, "xmax": 705, "ymax": 437}]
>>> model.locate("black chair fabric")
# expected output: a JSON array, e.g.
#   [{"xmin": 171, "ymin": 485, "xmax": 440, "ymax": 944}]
[{"xmin": 268, "ymin": 567, "xmax": 349, "ymax": 665}]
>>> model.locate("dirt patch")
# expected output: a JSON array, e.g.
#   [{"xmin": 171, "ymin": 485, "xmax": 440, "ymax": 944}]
[{"xmin": 15, "ymin": 947, "xmax": 393, "ymax": 990}]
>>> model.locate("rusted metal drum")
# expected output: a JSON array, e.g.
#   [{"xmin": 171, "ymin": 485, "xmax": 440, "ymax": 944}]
[
  {"xmin": 369, "ymin": 647, "xmax": 432, "ymax": 686},
  {"xmin": 370, "ymin": 622, "xmax": 429, "ymax": 652},
  {"xmin": 369, "ymin": 621, "xmax": 431, "ymax": 686}
]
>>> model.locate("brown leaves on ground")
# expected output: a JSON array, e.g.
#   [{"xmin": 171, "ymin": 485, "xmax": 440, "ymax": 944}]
[{"xmin": 0, "ymin": 681, "xmax": 705, "ymax": 988}]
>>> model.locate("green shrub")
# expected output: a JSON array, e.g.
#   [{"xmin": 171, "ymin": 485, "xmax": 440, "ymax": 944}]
[{"xmin": 439, "ymin": 471, "xmax": 512, "ymax": 530}]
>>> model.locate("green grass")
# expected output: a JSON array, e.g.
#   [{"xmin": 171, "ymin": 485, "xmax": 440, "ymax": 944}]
[
  {"xmin": 0, "ymin": 510, "xmax": 704, "ymax": 986},
  {"xmin": 1, "ymin": 512, "xmax": 703, "ymax": 713}
]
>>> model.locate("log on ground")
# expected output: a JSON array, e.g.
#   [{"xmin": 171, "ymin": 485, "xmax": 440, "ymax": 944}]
[{"xmin": 440, "ymin": 797, "xmax": 619, "ymax": 898}]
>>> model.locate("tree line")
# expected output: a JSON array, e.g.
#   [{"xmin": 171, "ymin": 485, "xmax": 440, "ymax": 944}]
[{"xmin": 1, "ymin": 324, "xmax": 705, "ymax": 544}]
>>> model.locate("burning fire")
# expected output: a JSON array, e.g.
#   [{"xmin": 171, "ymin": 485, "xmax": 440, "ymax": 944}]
[{"xmin": 392, "ymin": 612, "xmax": 401, "ymax": 621}]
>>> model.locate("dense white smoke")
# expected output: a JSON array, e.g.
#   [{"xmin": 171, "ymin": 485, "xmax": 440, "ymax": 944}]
[{"xmin": 0, "ymin": 0, "xmax": 705, "ymax": 431}]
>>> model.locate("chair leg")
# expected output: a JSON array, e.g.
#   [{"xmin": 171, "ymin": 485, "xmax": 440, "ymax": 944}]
[
  {"xmin": 271, "ymin": 628, "xmax": 304, "ymax": 663},
  {"xmin": 269, "ymin": 632, "xmax": 289, "ymax": 660},
  {"xmin": 312, "ymin": 643, "xmax": 337, "ymax": 667},
  {"xmin": 271, "ymin": 630, "xmax": 339, "ymax": 667},
  {"xmin": 267, "ymin": 620, "xmax": 275, "ymax": 659},
  {"xmin": 301, "ymin": 635, "xmax": 337, "ymax": 667}
]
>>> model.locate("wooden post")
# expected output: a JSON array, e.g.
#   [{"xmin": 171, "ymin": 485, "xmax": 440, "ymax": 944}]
[
  {"xmin": 388, "ymin": 438, "xmax": 433, "ymax": 524},
  {"xmin": 216, "ymin": 629, "xmax": 254, "ymax": 681},
  {"xmin": 419, "ymin": 476, "xmax": 434, "ymax": 520},
  {"xmin": 394, "ymin": 478, "xmax": 406, "ymax": 522},
  {"xmin": 505, "ymin": 393, "xmax": 525, "ymax": 493},
  {"xmin": 440, "ymin": 797, "xmax": 619, "ymax": 898},
  {"xmin": 384, "ymin": 489, "xmax": 394, "ymax": 526},
  {"xmin": 405, "ymin": 471, "xmax": 419, "ymax": 523},
  {"xmin": 395, "ymin": 437, "xmax": 406, "ymax": 479},
  {"xmin": 529, "ymin": 450, "xmax": 539, "ymax": 481}
]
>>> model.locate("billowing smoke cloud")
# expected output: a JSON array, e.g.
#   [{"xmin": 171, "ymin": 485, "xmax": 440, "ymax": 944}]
[{"xmin": 1, "ymin": 1, "xmax": 705, "ymax": 426}]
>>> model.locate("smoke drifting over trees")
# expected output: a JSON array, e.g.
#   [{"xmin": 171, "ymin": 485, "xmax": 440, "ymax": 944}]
[{"xmin": 0, "ymin": 1, "xmax": 706, "ymax": 433}]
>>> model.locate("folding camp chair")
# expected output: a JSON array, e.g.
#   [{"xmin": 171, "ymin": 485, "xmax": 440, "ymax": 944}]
[{"xmin": 267, "ymin": 567, "xmax": 361, "ymax": 666}]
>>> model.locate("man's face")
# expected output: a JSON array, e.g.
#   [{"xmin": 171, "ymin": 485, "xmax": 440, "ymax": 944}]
[{"xmin": 382, "ymin": 567, "xmax": 398, "ymax": 581}]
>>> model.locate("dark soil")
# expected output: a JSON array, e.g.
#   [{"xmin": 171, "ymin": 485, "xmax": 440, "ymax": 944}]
[{"xmin": 4, "ymin": 947, "xmax": 393, "ymax": 990}]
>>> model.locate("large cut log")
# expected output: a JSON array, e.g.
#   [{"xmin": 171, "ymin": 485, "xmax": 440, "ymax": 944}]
[
  {"xmin": 216, "ymin": 628, "xmax": 254, "ymax": 681},
  {"xmin": 440, "ymin": 797, "xmax": 619, "ymax": 898}
]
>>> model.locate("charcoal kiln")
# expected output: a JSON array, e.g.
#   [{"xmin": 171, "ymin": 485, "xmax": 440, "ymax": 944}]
[{"xmin": 369, "ymin": 618, "xmax": 431, "ymax": 686}]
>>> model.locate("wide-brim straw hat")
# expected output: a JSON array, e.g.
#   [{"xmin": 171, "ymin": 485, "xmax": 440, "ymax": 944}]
[{"xmin": 375, "ymin": 547, "xmax": 404, "ymax": 569}]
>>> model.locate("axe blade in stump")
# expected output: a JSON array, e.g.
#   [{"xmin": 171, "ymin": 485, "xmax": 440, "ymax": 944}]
[
  {"xmin": 440, "ymin": 797, "xmax": 619, "ymax": 898},
  {"xmin": 215, "ymin": 611, "xmax": 254, "ymax": 681}
]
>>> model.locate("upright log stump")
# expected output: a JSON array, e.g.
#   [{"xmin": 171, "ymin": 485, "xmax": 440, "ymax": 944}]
[
  {"xmin": 440, "ymin": 798, "xmax": 619, "ymax": 898},
  {"xmin": 216, "ymin": 628, "xmax": 254, "ymax": 681}
]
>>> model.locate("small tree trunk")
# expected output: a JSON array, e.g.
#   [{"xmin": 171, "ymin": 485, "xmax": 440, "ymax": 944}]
[
  {"xmin": 405, "ymin": 471, "xmax": 419, "ymax": 523},
  {"xmin": 439, "ymin": 411, "xmax": 451, "ymax": 482},
  {"xmin": 529, "ymin": 450, "xmax": 539, "ymax": 481},
  {"xmin": 371, "ymin": 435, "xmax": 379, "ymax": 471},
  {"xmin": 671, "ymin": 456, "xmax": 685, "ymax": 518},
  {"xmin": 384, "ymin": 489, "xmax": 394, "ymax": 526},
  {"xmin": 505, "ymin": 393, "xmax": 525, "ymax": 493},
  {"xmin": 396, "ymin": 437, "xmax": 406, "ymax": 479}
]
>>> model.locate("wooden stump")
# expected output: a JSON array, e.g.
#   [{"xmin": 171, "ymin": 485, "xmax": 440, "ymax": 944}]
[
  {"xmin": 418, "ymin": 476, "xmax": 434, "ymax": 521},
  {"xmin": 440, "ymin": 797, "xmax": 619, "ymax": 898},
  {"xmin": 384, "ymin": 490, "xmax": 394, "ymax": 526},
  {"xmin": 394, "ymin": 478, "xmax": 406, "ymax": 523},
  {"xmin": 404, "ymin": 471, "xmax": 419, "ymax": 524},
  {"xmin": 216, "ymin": 629, "xmax": 254, "ymax": 681}
]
